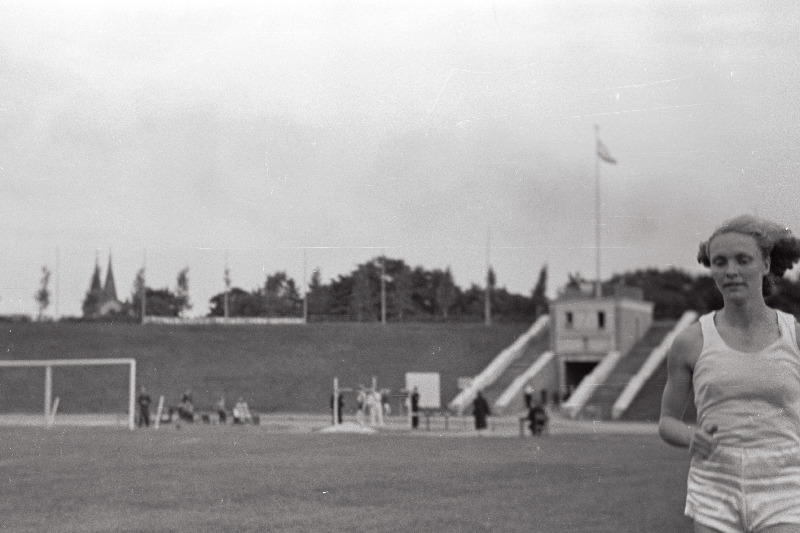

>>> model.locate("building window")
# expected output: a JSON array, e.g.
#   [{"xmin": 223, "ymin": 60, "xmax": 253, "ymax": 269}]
[
  {"xmin": 566, "ymin": 311, "xmax": 574, "ymax": 329},
  {"xmin": 597, "ymin": 311, "xmax": 606, "ymax": 329}
]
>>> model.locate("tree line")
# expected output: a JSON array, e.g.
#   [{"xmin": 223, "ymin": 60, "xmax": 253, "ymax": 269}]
[
  {"xmin": 28, "ymin": 259, "xmax": 800, "ymax": 323},
  {"xmin": 72, "ymin": 257, "xmax": 549, "ymax": 323}
]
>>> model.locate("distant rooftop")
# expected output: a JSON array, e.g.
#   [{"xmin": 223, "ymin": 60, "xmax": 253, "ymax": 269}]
[{"xmin": 556, "ymin": 282, "xmax": 644, "ymax": 302}]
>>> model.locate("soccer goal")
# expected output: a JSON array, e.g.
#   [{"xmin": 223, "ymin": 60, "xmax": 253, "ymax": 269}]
[{"xmin": 0, "ymin": 358, "xmax": 136, "ymax": 430}]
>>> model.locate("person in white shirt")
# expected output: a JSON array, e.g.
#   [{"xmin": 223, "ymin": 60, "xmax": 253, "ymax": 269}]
[
  {"xmin": 660, "ymin": 215, "xmax": 800, "ymax": 532},
  {"xmin": 232, "ymin": 397, "xmax": 252, "ymax": 424}
]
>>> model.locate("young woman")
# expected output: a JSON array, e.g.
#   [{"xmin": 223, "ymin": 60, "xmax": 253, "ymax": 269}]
[{"xmin": 660, "ymin": 215, "xmax": 800, "ymax": 533}]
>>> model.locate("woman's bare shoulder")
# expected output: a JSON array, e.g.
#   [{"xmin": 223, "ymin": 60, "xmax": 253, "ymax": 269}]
[{"xmin": 668, "ymin": 321, "xmax": 704, "ymax": 365}]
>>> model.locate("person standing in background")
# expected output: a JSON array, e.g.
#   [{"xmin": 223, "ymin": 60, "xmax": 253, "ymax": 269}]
[
  {"xmin": 356, "ymin": 385, "xmax": 366, "ymax": 426},
  {"xmin": 215, "ymin": 395, "xmax": 227, "ymax": 424},
  {"xmin": 330, "ymin": 391, "xmax": 344, "ymax": 424},
  {"xmin": 472, "ymin": 390, "xmax": 491, "ymax": 431},
  {"xmin": 410, "ymin": 387, "xmax": 420, "ymax": 429},
  {"xmin": 136, "ymin": 386, "xmax": 151, "ymax": 428},
  {"xmin": 523, "ymin": 384, "xmax": 534, "ymax": 410}
]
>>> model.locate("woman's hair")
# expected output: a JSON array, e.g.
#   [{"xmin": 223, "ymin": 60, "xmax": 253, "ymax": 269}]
[{"xmin": 697, "ymin": 214, "xmax": 800, "ymax": 295}]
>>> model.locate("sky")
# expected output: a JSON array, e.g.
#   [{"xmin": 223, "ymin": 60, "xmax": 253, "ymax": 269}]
[{"xmin": 2, "ymin": 0, "xmax": 800, "ymax": 318}]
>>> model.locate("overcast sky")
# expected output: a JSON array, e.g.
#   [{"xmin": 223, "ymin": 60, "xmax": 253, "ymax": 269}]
[{"xmin": 2, "ymin": 1, "xmax": 799, "ymax": 318}]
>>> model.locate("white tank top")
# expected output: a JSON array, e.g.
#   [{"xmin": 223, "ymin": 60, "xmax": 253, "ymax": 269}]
[{"xmin": 694, "ymin": 310, "xmax": 800, "ymax": 447}]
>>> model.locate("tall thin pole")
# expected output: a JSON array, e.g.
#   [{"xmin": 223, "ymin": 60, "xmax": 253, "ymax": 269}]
[
  {"xmin": 44, "ymin": 365, "xmax": 52, "ymax": 419},
  {"xmin": 55, "ymin": 247, "xmax": 60, "ymax": 319},
  {"xmin": 303, "ymin": 248, "xmax": 308, "ymax": 323},
  {"xmin": 333, "ymin": 377, "xmax": 340, "ymax": 426},
  {"xmin": 380, "ymin": 251, "xmax": 386, "ymax": 325},
  {"xmin": 224, "ymin": 250, "xmax": 230, "ymax": 319},
  {"xmin": 594, "ymin": 125, "xmax": 602, "ymax": 299},
  {"xmin": 128, "ymin": 360, "xmax": 136, "ymax": 431},
  {"xmin": 141, "ymin": 249, "xmax": 146, "ymax": 323},
  {"xmin": 484, "ymin": 226, "xmax": 492, "ymax": 326}
]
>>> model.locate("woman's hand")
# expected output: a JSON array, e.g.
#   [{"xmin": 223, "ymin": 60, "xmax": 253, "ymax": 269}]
[{"xmin": 689, "ymin": 424, "xmax": 718, "ymax": 459}]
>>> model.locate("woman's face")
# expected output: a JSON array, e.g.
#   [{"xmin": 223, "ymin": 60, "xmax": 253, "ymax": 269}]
[{"xmin": 708, "ymin": 232, "xmax": 770, "ymax": 302}]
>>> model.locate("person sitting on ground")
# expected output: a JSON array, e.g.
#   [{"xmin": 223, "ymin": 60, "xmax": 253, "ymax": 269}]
[
  {"xmin": 528, "ymin": 391, "xmax": 549, "ymax": 436},
  {"xmin": 177, "ymin": 389, "xmax": 195, "ymax": 422},
  {"xmin": 232, "ymin": 397, "xmax": 253, "ymax": 424}
]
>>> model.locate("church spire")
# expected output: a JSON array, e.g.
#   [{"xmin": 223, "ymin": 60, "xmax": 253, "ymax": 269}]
[
  {"xmin": 83, "ymin": 252, "xmax": 103, "ymax": 318},
  {"xmin": 103, "ymin": 254, "xmax": 118, "ymax": 302},
  {"xmin": 89, "ymin": 253, "xmax": 102, "ymax": 294}
]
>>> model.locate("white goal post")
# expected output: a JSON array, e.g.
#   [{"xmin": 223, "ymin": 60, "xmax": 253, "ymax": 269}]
[{"xmin": 0, "ymin": 358, "xmax": 136, "ymax": 430}]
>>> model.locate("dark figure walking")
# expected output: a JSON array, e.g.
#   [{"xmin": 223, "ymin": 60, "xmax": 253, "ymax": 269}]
[
  {"xmin": 136, "ymin": 386, "xmax": 151, "ymax": 427},
  {"xmin": 472, "ymin": 391, "xmax": 491, "ymax": 431},
  {"xmin": 330, "ymin": 392, "xmax": 344, "ymax": 424},
  {"xmin": 410, "ymin": 387, "xmax": 420, "ymax": 429}
]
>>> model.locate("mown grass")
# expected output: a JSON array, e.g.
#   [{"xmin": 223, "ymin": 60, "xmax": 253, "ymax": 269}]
[
  {"xmin": 0, "ymin": 425, "xmax": 692, "ymax": 532},
  {"xmin": 0, "ymin": 322, "xmax": 530, "ymax": 414}
]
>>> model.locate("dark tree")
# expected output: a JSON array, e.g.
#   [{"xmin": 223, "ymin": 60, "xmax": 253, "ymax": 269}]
[
  {"xmin": 390, "ymin": 263, "xmax": 415, "ymax": 321},
  {"xmin": 209, "ymin": 288, "xmax": 264, "ymax": 317},
  {"xmin": 530, "ymin": 264, "xmax": 549, "ymax": 318},
  {"xmin": 129, "ymin": 268, "xmax": 146, "ymax": 321},
  {"xmin": 350, "ymin": 267, "xmax": 374, "ymax": 321},
  {"xmin": 141, "ymin": 288, "xmax": 184, "ymax": 317},
  {"xmin": 176, "ymin": 267, "xmax": 191, "ymax": 316},
  {"xmin": 35, "ymin": 266, "xmax": 51, "ymax": 320},
  {"xmin": 434, "ymin": 267, "xmax": 458, "ymax": 319},
  {"xmin": 263, "ymin": 271, "xmax": 302, "ymax": 316},
  {"xmin": 307, "ymin": 268, "xmax": 331, "ymax": 318}
]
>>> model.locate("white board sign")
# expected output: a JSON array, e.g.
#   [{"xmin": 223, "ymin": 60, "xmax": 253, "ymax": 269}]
[{"xmin": 405, "ymin": 372, "xmax": 440, "ymax": 409}]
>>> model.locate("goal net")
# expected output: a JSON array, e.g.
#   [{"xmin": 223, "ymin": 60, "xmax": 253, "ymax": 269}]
[{"xmin": 0, "ymin": 358, "xmax": 136, "ymax": 429}]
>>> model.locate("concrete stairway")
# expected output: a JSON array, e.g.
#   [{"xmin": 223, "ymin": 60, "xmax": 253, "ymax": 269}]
[
  {"xmin": 621, "ymin": 354, "xmax": 698, "ymax": 423},
  {"xmin": 580, "ymin": 320, "xmax": 677, "ymax": 420},
  {"xmin": 480, "ymin": 334, "xmax": 551, "ymax": 410}
]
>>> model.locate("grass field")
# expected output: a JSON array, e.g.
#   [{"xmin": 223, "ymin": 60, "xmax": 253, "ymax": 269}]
[{"xmin": 1, "ymin": 421, "xmax": 693, "ymax": 532}]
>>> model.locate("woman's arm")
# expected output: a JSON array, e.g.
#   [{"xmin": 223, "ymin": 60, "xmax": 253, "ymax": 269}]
[
  {"xmin": 658, "ymin": 325, "xmax": 716, "ymax": 457},
  {"xmin": 659, "ymin": 329, "xmax": 697, "ymax": 447}
]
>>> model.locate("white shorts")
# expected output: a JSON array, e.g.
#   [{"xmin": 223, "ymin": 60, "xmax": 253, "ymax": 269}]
[{"xmin": 686, "ymin": 443, "xmax": 800, "ymax": 533}]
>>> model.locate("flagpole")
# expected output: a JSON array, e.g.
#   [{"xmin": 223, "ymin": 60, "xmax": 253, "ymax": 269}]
[
  {"xmin": 484, "ymin": 225, "xmax": 492, "ymax": 326},
  {"xmin": 594, "ymin": 125, "xmax": 601, "ymax": 299}
]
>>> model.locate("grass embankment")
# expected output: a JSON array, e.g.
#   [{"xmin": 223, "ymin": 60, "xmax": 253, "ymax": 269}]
[{"xmin": 0, "ymin": 322, "xmax": 529, "ymax": 414}]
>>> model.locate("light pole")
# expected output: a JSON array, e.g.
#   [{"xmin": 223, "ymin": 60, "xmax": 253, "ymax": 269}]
[
  {"xmin": 140, "ymin": 249, "xmax": 146, "ymax": 324},
  {"xmin": 380, "ymin": 253, "xmax": 386, "ymax": 325}
]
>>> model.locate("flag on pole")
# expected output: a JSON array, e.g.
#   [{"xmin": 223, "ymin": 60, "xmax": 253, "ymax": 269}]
[{"xmin": 596, "ymin": 139, "xmax": 617, "ymax": 164}]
